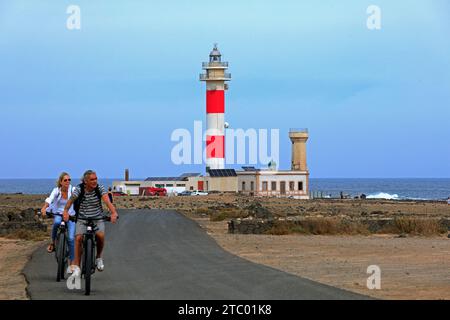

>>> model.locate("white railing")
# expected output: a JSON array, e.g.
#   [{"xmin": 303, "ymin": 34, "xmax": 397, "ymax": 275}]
[
  {"xmin": 202, "ymin": 62, "xmax": 228, "ymax": 68},
  {"xmin": 199, "ymin": 73, "xmax": 231, "ymax": 80},
  {"xmin": 289, "ymin": 128, "xmax": 308, "ymax": 133}
]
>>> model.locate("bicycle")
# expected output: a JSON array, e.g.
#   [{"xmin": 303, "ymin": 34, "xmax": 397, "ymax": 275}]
[
  {"xmin": 40, "ymin": 212, "xmax": 76, "ymax": 282},
  {"xmin": 78, "ymin": 215, "xmax": 114, "ymax": 296}
]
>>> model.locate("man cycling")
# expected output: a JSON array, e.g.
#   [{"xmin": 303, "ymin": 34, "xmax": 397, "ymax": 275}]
[{"xmin": 62, "ymin": 170, "xmax": 118, "ymax": 277}]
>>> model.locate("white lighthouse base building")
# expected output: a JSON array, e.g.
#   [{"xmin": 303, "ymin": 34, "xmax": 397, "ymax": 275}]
[{"xmin": 237, "ymin": 169, "xmax": 309, "ymax": 199}]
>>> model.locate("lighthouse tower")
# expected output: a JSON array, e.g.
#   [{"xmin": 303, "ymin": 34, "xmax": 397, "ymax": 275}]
[{"xmin": 200, "ymin": 44, "xmax": 231, "ymax": 171}]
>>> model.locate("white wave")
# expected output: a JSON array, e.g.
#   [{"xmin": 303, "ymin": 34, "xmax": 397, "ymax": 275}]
[{"xmin": 366, "ymin": 192, "xmax": 400, "ymax": 200}]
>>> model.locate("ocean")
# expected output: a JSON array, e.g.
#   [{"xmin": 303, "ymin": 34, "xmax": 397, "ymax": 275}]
[
  {"xmin": 308, "ymin": 178, "xmax": 450, "ymax": 200},
  {"xmin": 0, "ymin": 178, "xmax": 449, "ymax": 200}
]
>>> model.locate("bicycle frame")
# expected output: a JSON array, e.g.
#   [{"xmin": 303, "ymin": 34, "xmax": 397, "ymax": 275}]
[
  {"xmin": 77, "ymin": 216, "xmax": 112, "ymax": 295},
  {"xmin": 81, "ymin": 219, "xmax": 99, "ymax": 277},
  {"xmin": 42, "ymin": 212, "xmax": 76, "ymax": 281}
]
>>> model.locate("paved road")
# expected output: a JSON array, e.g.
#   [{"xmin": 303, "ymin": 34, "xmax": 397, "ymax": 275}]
[{"xmin": 25, "ymin": 209, "xmax": 369, "ymax": 300}]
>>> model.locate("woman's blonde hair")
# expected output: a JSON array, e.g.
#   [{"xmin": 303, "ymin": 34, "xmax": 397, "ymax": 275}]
[{"xmin": 56, "ymin": 172, "xmax": 70, "ymax": 188}]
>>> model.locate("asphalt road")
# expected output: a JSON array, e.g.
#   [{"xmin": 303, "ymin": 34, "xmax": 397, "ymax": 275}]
[{"xmin": 24, "ymin": 209, "xmax": 369, "ymax": 300}]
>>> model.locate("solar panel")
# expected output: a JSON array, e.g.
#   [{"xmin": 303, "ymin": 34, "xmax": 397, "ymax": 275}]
[
  {"xmin": 179, "ymin": 172, "xmax": 201, "ymax": 177},
  {"xmin": 145, "ymin": 177, "xmax": 184, "ymax": 181},
  {"xmin": 208, "ymin": 169, "xmax": 237, "ymax": 177}
]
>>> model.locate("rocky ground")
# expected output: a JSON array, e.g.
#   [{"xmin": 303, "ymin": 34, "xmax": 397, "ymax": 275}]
[
  {"xmin": 2, "ymin": 193, "xmax": 449, "ymax": 221},
  {"xmin": 115, "ymin": 194, "xmax": 450, "ymax": 236},
  {"xmin": 0, "ymin": 193, "xmax": 449, "ymax": 299},
  {"xmin": 111, "ymin": 194, "xmax": 450, "ymax": 219}
]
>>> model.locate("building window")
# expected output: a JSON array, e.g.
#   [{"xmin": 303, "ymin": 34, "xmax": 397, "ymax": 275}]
[
  {"xmin": 298, "ymin": 181, "xmax": 303, "ymax": 191},
  {"xmin": 250, "ymin": 181, "xmax": 254, "ymax": 191},
  {"xmin": 262, "ymin": 181, "xmax": 268, "ymax": 191},
  {"xmin": 166, "ymin": 184, "xmax": 173, "ymax": 187},
  {"xmin": 176, "ymin": 184, "xmax": 185, "ymax": 187},
  {"xmin": 271, "ymin": 181, "xmax": 277, "ymax": 191},
  {"xmin": 289, "ymin": 181, "xmax": 295, "ymax": 191},
  {"xmin": 190, "ymin": 186, "xmax": 194, "ymax": 190},
  {"xmin": 280, "ymin": 181, "xmax": 286, "ymax": 194},
  {"xmin": 242, "ymin": 181, "xmax": 246, "ymax": 191}
]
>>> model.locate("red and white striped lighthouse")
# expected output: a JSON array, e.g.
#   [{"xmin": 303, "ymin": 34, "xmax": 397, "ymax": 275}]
[{"xmin": 200, "ymin": 44, "xmax": 231, "ymax": 171}]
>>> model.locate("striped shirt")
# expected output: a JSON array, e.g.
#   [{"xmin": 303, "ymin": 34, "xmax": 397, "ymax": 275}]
[{"xmin": 72, "ymin": 184, "xmax": 107, "ymax": 219}]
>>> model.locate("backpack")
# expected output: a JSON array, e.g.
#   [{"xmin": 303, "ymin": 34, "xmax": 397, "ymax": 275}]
[{"xmin": 73, "ymin": 183, "xmax": 103, "ymax": 218}]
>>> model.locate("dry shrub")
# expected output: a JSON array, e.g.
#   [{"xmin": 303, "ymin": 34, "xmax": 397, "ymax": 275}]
[
  {"xmin": 210, "ymin": 209, "xmax": 246, "ymax": 221},
  {"xmin": 301, "ymin": 218, "xmax": 340, "ymax": 235},
  {"xmin": 265, "ymin": 218, "xmax": 369, "ymax": 235},
  {"xmin": 264, "ymin": 218, "xmax": 446, "ymax": 236},
  {"xmin": 334, "ymin": 219, "xmax": 370, "ymax": 235},
  {"xmin": 266, "ymin": 222, "xmax": 291, "ymax": 235},
  {"xmin": 264, "ymin": 221, "xmax": 305, "ymax": 235},
  {"xmin": 210, "ymin": 211, "xmax": 229, "ymax": 221},
  {"xmin": 388, "ymin": 218, "xmax": 446, "ymax": 236},
  {"xmin": 196, "ymin": 207, "xmax": 211, "ymax": 215}
]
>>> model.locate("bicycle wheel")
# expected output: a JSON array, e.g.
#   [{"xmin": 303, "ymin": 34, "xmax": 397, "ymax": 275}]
[
  {"xmin": 56, "ymin": 232, "xmax": 66, "ymax": 282},
  {"xmin": 84, "ymin": 237, "xmax": 93, "ymax": 295}
]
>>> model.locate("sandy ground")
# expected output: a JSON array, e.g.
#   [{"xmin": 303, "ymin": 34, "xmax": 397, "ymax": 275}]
[
  {"xmin": 0, "ymin": 238, "xmax": 44, "ymax": 300},
  {"xmin": 193, "ymin": 217, "xmax": 450, "ymax": 300}
]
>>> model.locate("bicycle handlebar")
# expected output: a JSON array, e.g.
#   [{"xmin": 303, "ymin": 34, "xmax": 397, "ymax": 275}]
[
  {"xmin": 37, "ymin": 210, "xmax": 118, "ymax": 223},
  {"xmin": 38, "ymin": 211, "xmax": 77, "ymax": 222},
  {"xmin": 76, "ymin": 215, "xmax": 118, "ymax": 222}
]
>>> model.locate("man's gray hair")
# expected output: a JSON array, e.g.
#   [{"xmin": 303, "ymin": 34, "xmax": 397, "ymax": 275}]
[{"xmin": 82, "ymin": 170, "xmax": 96, "ymax": 183}]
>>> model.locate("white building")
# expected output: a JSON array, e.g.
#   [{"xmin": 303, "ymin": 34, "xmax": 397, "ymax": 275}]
[
  {"xmin": 111, "ymin": 181, "xmax": 141, "ymax": 195},
  {"xmin": 237, "ymin": 167, "xmax": 309, "ymax": 199},
  {"xmin": 112, "ymin": 173, "xmax": 202, "ymax": 196}
]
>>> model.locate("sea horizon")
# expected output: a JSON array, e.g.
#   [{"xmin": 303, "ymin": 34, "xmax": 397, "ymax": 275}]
[{"xmin": 1, "ymin": 178, "xmax": 449, "ymax": 200}]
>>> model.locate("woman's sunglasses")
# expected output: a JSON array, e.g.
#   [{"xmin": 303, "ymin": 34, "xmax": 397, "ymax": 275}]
[{"xmin": 63, "ymin": 179, "xmax": 71, "ymax": 182}]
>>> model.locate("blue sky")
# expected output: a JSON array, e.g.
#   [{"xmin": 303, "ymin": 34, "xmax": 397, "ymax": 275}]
[{"xmin": 0, "ymin": 0, "xmax": 449, "ymax": 178}]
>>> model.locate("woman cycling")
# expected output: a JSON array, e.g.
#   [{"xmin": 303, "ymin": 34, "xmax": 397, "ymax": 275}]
[{"xmin": 41, "ymin": 172, "xmax": 76, "ymax": 273}]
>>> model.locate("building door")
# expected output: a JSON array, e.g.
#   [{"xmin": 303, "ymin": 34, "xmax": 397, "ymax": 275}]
[
  {"xmin": 198, "ymin": 181, "xmax": 204, "ymax": 191},
  {"xmin": 280, "ymin": 181, "xmax": 286, "ymax": 195}
]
